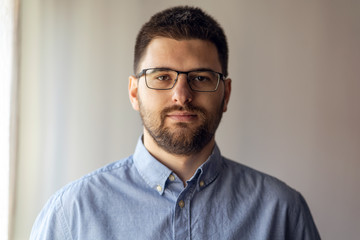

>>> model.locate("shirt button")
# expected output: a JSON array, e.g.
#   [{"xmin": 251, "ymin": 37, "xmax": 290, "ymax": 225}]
[
  {"xmin": 156, "ymin": 185, "xmax": 162, "ymax": 192},
  {"xmin": 169, "ymin": 174, "xmax": 175, "ymax": 181},
  {"xmin": 178, "ymin": 200, "xmax": 185, "ymax": 208},
  {"xmin": 199, "ymin": 180, "xmax": 205, "ymax": 187}
]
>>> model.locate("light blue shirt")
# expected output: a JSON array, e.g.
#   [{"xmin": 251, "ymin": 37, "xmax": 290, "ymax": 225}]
[{"xmin": 31, "ymin": 137, "xmax": 320, "ymax": 239}]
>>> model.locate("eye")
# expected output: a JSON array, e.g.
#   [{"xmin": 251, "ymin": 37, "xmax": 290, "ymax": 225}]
[
  {"xmin": 193, "ymin": 76, "xmax": 210, "ymax": 82},
  {"xmin": 156, "ymin": 74, "xmax": 172, "ymax": 81}
]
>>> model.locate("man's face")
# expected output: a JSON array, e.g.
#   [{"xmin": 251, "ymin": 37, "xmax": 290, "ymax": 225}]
[{"xmin": 129, "ymin": 38, "xmax": 231, "ymax": 155}]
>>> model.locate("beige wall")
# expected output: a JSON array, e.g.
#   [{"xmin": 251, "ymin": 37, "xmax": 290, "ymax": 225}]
[{"xmin": 14, "ymin": 0, "xmax": 360, "ymax": 239}]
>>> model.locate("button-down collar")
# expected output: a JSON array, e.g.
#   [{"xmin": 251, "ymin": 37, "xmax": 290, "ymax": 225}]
[
  {"xmin": 133, "ymin": 137, "xmax": 172, "ymax": 195},
  {"xmin": 133, "ymin": 137, "xmax": 224, "ymax": 195},
  {"xmin": 190, "ymin": 143, "xmax": 223, "ymax": 191}
]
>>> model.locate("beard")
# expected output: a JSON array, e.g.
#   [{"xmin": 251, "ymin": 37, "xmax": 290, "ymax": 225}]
[{"xmin": 138, "ymin": 98, "xmax": 224, "ymax": 156}]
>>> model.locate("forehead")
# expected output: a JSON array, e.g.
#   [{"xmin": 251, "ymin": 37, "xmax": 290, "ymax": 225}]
[{"xmin": 139, "ymin": 37, "xmax": 222, "ymax": 72}]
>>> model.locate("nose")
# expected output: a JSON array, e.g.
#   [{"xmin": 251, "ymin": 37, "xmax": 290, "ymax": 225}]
[{"xmin": 171, "ymin": 74, "xmax": 193, "ymax": 105}]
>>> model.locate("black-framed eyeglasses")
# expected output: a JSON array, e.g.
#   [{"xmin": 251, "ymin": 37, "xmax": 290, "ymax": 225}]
[{"xmin": 135, "ymin": 68, "xmax": 226, "ymax": 92}]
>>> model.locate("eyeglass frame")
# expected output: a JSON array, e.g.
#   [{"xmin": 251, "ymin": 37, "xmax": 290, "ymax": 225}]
[{"xmin": 135, "ymin": 68, "xmax": 226, "ymax": 92}]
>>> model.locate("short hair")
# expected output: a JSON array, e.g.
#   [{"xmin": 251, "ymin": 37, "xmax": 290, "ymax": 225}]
[{"xmin": 133, "ymin": 6, "xmax": 229, "ymax": 77}]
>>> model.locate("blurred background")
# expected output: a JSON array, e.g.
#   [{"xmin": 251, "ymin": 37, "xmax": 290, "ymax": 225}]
[{"xmin": 5, "ymin": 0, "xmax": 360, "ymax": 239}]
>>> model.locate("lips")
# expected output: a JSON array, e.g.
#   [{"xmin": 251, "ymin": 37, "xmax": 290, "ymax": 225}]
[{"xmin": 166, "ymin": 111, "xmax": 197, "ymax": 122}]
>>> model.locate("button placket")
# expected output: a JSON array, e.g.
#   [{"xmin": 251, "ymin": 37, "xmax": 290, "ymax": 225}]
[
  {"xmin": 174, "ymin": 197, "xmax": 189, "ymax": 240},
  {"xmin": 174, "ymin": 183, "xmax": 196, "ymax": 240}
]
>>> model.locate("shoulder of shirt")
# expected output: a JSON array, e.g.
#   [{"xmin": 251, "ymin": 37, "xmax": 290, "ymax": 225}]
[
  {"xmin": 221, "ymin": 157, "xmax": 304, "ymax": 204},
  {"xmin": 49, "ymin": 156, "xmax": 135, "ymax": 203}
]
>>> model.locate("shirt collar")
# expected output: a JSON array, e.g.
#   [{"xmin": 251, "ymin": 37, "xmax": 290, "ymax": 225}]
[
  {"xmin": 190, "ymin": 143, "xmax": 223, "ymax": 191},
  {"xmin": 133, "ymin": 137, "xmax": 172, "ymax": 195},
  {"xmin": 133, "ymin": 136, "xmax": 224, "ymax": 194}
]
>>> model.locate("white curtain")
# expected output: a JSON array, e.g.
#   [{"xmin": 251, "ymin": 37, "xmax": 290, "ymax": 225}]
[{"xmin": 0, "ymin": 0, "xmax": 19, "ymax": 239}]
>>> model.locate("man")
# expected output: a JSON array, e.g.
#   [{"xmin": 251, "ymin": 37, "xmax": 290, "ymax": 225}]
[{"xmin": 31, "ymin": 6, "xmax": 320, "ymax": 239}]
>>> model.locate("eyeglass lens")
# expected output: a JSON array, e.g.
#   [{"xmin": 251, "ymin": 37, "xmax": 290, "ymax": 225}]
[{"xmin": 145, "ymin": 69, "xmax": 219, "ymax": 91}]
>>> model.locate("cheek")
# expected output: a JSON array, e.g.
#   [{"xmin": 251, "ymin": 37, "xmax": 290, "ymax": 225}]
[
  {"xmin": 198, "ymin": 94, "xmax": 224, "ymax": 112},
  {"xmin": 138, "ymin": 92, "xmax": 166, "ymax": 117},
  {"xmin": 142, "ymin": 89, "xmax": 171, "ymax": 108}
]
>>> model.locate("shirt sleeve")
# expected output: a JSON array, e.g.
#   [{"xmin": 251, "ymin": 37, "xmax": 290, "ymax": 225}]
[
  {"xmin": 286, "ymin": 193, "xmax": 321, "ymax": 240},
  {"xmin": 30, "ymin": 194, "xmax": 72, "ymax": 240}
]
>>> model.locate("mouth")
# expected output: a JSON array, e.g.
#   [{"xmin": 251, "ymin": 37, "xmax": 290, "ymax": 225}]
[{"xmin": 166, "ymin": 111, "xmax": 198, "ymax": 122}]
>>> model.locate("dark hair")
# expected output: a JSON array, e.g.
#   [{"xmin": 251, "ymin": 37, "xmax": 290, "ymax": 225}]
[{"xmin": 134, "ymin": 6, "xmax": 229, "ymax": 77}]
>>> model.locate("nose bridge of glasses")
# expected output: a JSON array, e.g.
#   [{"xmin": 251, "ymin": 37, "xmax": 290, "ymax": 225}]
[
  {"xmin": 175, "ymin": 71, "xmax": 188, "ymax": 80},
  {"xmin": 174, "ymin": 71, "xmax": 191, "ymax": 85}
]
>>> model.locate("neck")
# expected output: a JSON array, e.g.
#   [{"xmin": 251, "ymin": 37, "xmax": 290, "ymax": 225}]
[{"xmin": 143, "ymin": 130, "xmax": 215, "ymax": 185}]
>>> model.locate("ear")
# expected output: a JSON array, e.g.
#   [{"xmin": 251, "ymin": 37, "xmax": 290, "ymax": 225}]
[
  {"xmin": 222, "ymin": 78, "xmax": 231, "ymax": 112},
  {"xmin": 129, "ymin": 75, "xmax": 140, "ymax": 111}
]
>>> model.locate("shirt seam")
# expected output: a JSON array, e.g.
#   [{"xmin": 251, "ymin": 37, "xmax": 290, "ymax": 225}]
[
  {"xmin": 56, "ymin": 195, "xmax": 73, "ymax": 240},
  {"xmin": 58, "ymin": 158, "xmax": 134, "ymax": 195}
]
